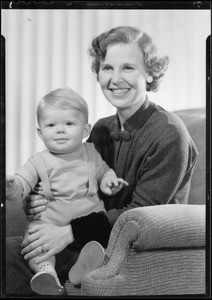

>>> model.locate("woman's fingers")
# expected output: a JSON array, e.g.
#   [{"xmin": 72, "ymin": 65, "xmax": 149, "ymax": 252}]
[
  {"xmin": 34, "ymin": 182, "xmax": 43, "ymax": 191},
  {"xmin": 23, "ymin": 246, "xmax": 43, "ymax": 260},
  {"xmin": 27, "ymin": 214, "xmax": 41, "ymax": 221},
  {"xmin": 23, "ymin": 194, "xmax": 48, "ymax": 215},
  {"xmin": 36, "ymin": 191, "xmax": 46, "ymax": 197},
  {"xmin": 29, "ymin": 204, "xmax": 47, "ymax": 215},
  {"xmin": 35, "ymin": 249, "xmax": 54, "ymax": 264},
  {"xmin": 21, "ymin": 231, "xmax": 40, "ymax": 249},
  {"xmin": 21, "ymin": 239, "xmax": 42, "ymax": 257}
]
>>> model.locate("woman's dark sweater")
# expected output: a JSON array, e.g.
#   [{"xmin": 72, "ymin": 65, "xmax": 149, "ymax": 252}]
[{"xmin": 71, "ymin": 98, "xmax": 198, "ymax": 247}]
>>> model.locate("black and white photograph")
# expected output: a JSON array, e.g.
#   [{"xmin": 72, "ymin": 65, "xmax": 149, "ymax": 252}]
[{"xmin": 1, "ymin": 1, "xmax": 211, "ymax": 297}]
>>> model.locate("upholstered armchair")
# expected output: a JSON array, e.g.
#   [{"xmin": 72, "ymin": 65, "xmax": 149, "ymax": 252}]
[{"xmin": 65, "ymin": 108, "xmax": 206, "ymax": 296}]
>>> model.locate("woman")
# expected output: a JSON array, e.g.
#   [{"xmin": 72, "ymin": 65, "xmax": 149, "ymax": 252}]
[{"xmin": 6, "ymin": 26, "xmax": 198, "ymax": 296}]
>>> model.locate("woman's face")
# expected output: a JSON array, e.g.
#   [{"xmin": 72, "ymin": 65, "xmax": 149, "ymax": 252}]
[{"xmin": 98, "ymin": 42, "xmax": 147, "ymax": 115}]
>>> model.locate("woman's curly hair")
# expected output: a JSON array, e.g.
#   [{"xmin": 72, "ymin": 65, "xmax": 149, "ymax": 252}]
[{"xmin": 88, "ymin": 26, "xmax": 169, "ymax": 92}]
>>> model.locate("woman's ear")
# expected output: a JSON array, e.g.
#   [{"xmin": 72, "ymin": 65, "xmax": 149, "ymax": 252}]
[
  {"xmin": 83, "ymin": 123, "xmax": 92, "ymax": 139},
  {"xmin": 37, "ymin": 127, "xmax": 43, "ymax": 140}
]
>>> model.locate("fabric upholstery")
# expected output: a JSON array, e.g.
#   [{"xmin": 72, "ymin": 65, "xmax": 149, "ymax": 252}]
[
  {"xmin": 65, "ymin": 205, "xmax": 205, "ymax": 296},
  {"xmin": 175, "ymin": 108, "xmax": 206, "ymax": 204}
]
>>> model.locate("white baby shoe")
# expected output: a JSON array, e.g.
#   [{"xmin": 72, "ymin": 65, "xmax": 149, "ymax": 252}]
[
  {"xmin": 30, "ymin": 264, "xmax": 64, "ymax": 295},
  {"xmin": 68, "ymin": 241, "xmax": 105, "ymax": 285}
]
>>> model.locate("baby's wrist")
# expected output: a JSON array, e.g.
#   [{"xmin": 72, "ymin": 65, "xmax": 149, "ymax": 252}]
[{"xmin": 6, "ymin": 182, "xmax": 18, "ymax": 200}]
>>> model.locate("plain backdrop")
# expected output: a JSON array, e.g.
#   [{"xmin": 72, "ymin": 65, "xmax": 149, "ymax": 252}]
[{"xmin": 1, "ymin": 8, "xmax": 211, "ymax": 174}]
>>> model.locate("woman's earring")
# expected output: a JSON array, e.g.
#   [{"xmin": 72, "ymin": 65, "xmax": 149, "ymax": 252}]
[{"xmin": 146, "ymin": 75, "xmax": 153, "ymax": 83}]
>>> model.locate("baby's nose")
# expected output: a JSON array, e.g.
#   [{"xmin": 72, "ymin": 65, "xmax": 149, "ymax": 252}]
[{"xmin": 57, "ymin": 125, "xmax": 65, "ymax": 132}]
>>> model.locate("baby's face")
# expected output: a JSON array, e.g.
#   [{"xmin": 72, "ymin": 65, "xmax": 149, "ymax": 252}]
[{"xmin": 37, "ymin": 107, "xmax": 89, "ymax": 154}]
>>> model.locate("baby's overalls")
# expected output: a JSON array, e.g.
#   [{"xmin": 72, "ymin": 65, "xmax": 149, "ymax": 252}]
[{"xmin": 32, "ymin": 143, "xmax": 106, "ymax": 226}]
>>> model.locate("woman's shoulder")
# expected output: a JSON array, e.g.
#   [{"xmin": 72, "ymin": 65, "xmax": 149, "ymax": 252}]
[
  {"xmin": 90, "ymin": 115, "xmax": 116, "ymax": 138},
  {"xmin": 93, "ymin": 115, "xmax": 116, "ymax": 128},
  {"xmin": 151, "ymin": 105, "xmax": 193, "ymax": 143},
  {"xmin": 153, "ymin": 105, "xmax": 187, "ymax": 129},
  {"xmin": 88, "ymin": 115, "xmax": 116, "ymax": 146}
]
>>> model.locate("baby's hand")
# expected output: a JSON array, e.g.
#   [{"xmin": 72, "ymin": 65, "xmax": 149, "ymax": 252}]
[
  {"xmin": 101, "ymin": 178, "xmax": 128, "ymax": 195},
  {"xmin": 6, "ymin": 175, "xmax": 15, "ymax": 189}
]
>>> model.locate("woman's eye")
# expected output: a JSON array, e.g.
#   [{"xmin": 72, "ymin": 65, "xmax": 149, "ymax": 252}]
[
  {"xmin": 102, "ymin": 65, "xmax": 112, "ymax": 71},
  {"xmin": 124, "ymin": 65, "xmax": 134, "ymax": 70}
]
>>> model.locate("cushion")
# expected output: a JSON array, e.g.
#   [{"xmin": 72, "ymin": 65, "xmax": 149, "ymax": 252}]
[{"xmin": 174, "ymin": 108, "xmax": 206, "ymax": 204}]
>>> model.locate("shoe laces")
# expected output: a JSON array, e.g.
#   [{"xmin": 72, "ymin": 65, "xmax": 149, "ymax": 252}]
[{"xmin": 36, "ymin": 264, "xmax": 52, "ymax": 272}]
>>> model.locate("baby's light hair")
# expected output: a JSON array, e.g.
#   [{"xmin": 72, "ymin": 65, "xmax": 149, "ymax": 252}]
[{"xmin": 37, "ymin": 87, "xmax": 89, "ymax": 125}]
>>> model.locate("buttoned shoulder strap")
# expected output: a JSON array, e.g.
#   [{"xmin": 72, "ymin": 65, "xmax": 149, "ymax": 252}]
[
  {"xmin": 32, "ymin": 153, "xmax": 55, "ymax": 201},
  {"xmin": 84, "ymin": 143, "xmax": 97, "ymax": 196}
]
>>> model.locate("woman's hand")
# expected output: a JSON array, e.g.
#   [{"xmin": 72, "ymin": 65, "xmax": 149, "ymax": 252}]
[
  {"xmin": 23, "ymin": 194, "xmax": 48, "ymax": 221},
  {"xmin": 21, "ymin": 223, "xmax": 74, "ymax": 264}
]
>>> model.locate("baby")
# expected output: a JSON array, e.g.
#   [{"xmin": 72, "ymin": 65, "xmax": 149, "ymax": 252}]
[{"xmin": 6, "ymin": 87, "xmax": 128, "ymax": 295}]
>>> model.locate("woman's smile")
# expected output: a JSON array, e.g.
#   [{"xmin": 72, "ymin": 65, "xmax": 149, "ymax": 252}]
[{"xmin": 110, "ymin": 88, "xmax": 130, "ymax": 96}]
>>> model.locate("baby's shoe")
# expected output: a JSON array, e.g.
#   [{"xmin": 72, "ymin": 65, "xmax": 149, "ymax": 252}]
[
  {"xmin": 68, "ymin": 241, "xmax": 105, "ymax": 285},
  {"xmin": 30, "ymin": 264, "xmax": 64, "ymax": 295}
]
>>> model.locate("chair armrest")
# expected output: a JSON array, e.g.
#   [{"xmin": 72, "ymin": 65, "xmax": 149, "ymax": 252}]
[
  {"xmin": 102, "ymin": 204, "xmax": 205, "ymax": 277},
  {"xmin": 80, "ymin": 204, "xmax": 205, "ymax": 288},
  {"xmin": 108, "ymin": 204, "xmax": 205, "ymax": 253},
  {"xmin": 78, "ymin": 204, "xmax": 205, "ymax": 296}
]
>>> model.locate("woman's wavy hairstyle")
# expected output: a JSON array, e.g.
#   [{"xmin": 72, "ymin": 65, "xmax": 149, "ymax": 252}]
[
  {"xmin": 37, "ymin": 87, "xmax": 89, "ymax": 125},
  {"xmin": 88, "ymin": 26, "xmax": 170, "ymax": 92}
]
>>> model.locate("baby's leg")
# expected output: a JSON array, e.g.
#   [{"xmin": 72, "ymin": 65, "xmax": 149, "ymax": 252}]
[
  {"xmin": 24, "ymin": 221, "xmax": 64, "ymax": 295},
  {"xmin": 24, "ymin": 220, "xmax": 55, "ymax": 271}
]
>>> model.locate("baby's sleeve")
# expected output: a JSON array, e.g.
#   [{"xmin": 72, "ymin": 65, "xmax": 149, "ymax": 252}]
[{"xmin": 12, "ymin": 156, "xmax": 39, "ymax": 201}]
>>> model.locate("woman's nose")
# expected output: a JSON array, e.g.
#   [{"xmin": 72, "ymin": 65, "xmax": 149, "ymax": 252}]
[{"xmin": 111, "ymin": 70, "xmax": 123, "ymax": 84}]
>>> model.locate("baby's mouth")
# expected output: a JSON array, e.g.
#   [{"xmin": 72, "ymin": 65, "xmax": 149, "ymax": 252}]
[{"xmin": 55, "ymin": 138, "xmax": 68, "ymax": 142}]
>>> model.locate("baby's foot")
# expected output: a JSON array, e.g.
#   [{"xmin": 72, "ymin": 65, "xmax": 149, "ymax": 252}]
[
  {"xmin": 30, "ymin": 264, "xmax": 64, "ymax": 295},
  {"xmin": 68, "ymin": 241, "xmax": 105, "ymax": 285}
]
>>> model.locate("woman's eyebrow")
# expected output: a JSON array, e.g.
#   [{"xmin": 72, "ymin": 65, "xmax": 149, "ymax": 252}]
[{"xmin": 100, "ymin": 62, "xmax": 111, "ymax": 66}]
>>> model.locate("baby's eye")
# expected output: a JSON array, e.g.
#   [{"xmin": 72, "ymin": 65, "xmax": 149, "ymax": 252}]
[
  {"xmin": 66, "ymin": 122, "xmax": 73, "ymax": 126},
  {"xmin": 47, "ymin": 123, "xmax": 55, "ymax": 127}
]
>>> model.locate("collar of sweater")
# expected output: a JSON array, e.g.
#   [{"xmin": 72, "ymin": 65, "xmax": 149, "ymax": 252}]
[{"xmin": 114, "ymin": 96, "xmax": 156, "ymax": 133}]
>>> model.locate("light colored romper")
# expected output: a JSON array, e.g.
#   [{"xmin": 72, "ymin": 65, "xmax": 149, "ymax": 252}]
[{"xmin": 8, "ymin": 143, "xmax": 113, "ymax": 226}]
